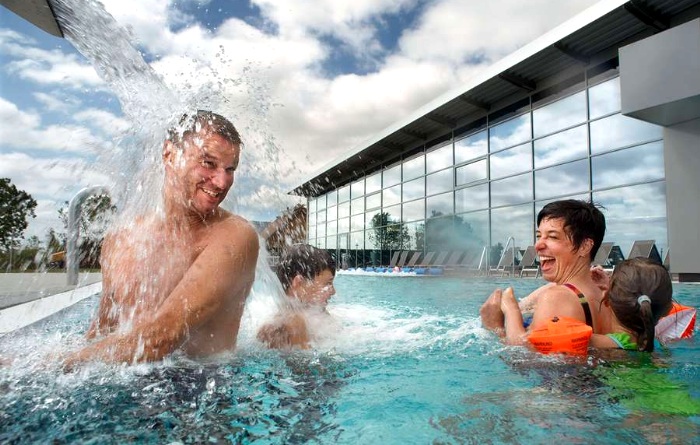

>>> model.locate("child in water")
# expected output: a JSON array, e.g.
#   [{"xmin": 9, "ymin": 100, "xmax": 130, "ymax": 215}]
[
  {"xmin": 500, "ymin": 257, "xmax": 673, "ymax": 352},
  {"xmin": 257, "ymin": 244, "xmax": 336, "ymax": 349}
]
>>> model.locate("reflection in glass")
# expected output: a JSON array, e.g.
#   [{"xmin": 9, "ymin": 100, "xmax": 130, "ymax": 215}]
[
  {"xmin": 590, "ymin": 114, "xmax": 662, "ymax": 154},
  {"xmin": 426, "ymin": 168, "xmax": 453, "ymax": 196},
  {"xmin": 351, "ymin": 214, "xmax": 364, "ymax": 231},
  {"xmin": 327, "ymin": 190, "xmax": 337, "ymax": 207},
  {"xmin": 589, "ymin": 77, "xmax": 620, "ymax": 120},
  {"xmin": 404, "ymin": 221, "xmax": 425, "ymax": 250},
  {"xmin": 383, "ymin": 204, "xmax": 401, "ymax": 223},
  {"xmin": 403, "ymin": 199, "xmax": 425, "ymax": 222},
  {"xmin": 456, "ymin": 183, "xmax": 489, "ymax": 213},
  {"xmin": 536, "ymin": 193, "xmax": 590, "ymax": 212},
  {"xmin": 317, "ymin": 223, "xmax": 326, "ymax": 239},
  {"xmin": 383, "ymin": 184, "xmax": 401, "ymax": 207},
  {"xmin": 326, "ymin": 235, "xmax": 337, "ymax": 249},
  {"xmin": 316, "ymin": 195, "xmax": 326, "ymax": 212},
  {"xmin": 338, "ymin": 217, "xmax": 350, "ymax": 233},
  {"xmin": 491, "ymin": 203, "xmax": 534, "ymax": 249},
  {"xmin": 456, "ymin": 159, "xmax": 487, "ymax": 186},
  {"xmin": 315, "ymin": 238, "xmax": 326, "ymax": 249},
  {"xmin": 365, "ymin": 230, "xmax": 379, "ymax": 250},
  {"xmin": 351, "ymin": 179, "xmax": 365, "ymax": 199},
  {"xmin": 491, "ymin": 172, "xmax": 533, "ymax": 207},
  {"xmin": 327, "ymin": 220, "xmax": 337, "ymax": 236},
  {"xmin": 592, "ymin": 142, "xmax": 664, "ymax": 190},
  {"xmin": 535, "ymin": 159, "xmax": 589, "ymax": 200},
  {"xmin": 350, "ymin": 232, "xmax": 364, "ymax": 251},
  {"xmin": 593, "ymin": 182, "xmax": 667, "ymax": 255},
  {"xmin": 366, "ymin": 192, "xmax": 381, "ymax": 210},
  {"xmin": 403, "ymin": 177, "xmax": 425, "ymax": 201},
  {"xmin": 403, "ymin": 154, "xmax": 425, "ymax": 181},
  {"xmin": 351, "ymin": 197, "xmax": 364, "ymax": 215},
  {"xmin": 317, "ymin": 210, "xmax": 327, "ymax": 224},
  {"xmin": 455, "ymin": 130, "xmax": 487, "ymax": 164},
  {"xmin": 490, "ymin": 143, "xmax": 532, "ymax": 179},
  {"xmin": 309, "ymin": 198, "xmax": 317, "ymax": 213},
  {"xmin": 308, "ymin": 212, "xmax": 317, "ymax": 226},
  {"xmin": 366, "ymin": 172, "xmax": 381, "ymax": 194},
  {"xmin": 326, "ymin": 205, "xmax": 337, "ymax": 222},
  {"xmin": 308, "ymin": 226, "xmax": 316, "ymax": 240},
  {"xmin": 534, "ymin": 125, "xmax": 587, "ymax": 169},
  {"xmin": 455, "ymin": 209, "xmax": 489, "ymax": 251},
  {"xmin": 427, "ymin": 191, "xmax": 454, "ymax": 217},
  {"xmin": 338, "ymin": 201, "xmax": 350, "ymax": 218},
  {"xmin": 533, "ymin": 90, "xmax": 586, "ymax": 138},
  {"xmin": 426, "ymin": 143, "xmax": 453, "ymax": 173},
  {"xmin": 489, "ymin": 113, "xmax": 531, "ymax": 152},
  {"xmin": 338, "ymin": 185, "xmax": 350, "ymax": 203},
  {"xmin": 383, "ymin": 164, "xmax": 401, "ymax": 188}
]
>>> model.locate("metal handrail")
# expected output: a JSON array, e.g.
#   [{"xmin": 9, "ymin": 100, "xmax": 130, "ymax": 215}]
[{"xmin": 67, "ymin": 186, "xmax": 110, "ymax": 285}]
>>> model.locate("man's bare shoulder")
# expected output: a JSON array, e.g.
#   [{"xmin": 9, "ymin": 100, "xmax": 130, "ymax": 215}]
[{"xmin": 212, "ymin": 212, "xmax": 258, "ymax": 239}]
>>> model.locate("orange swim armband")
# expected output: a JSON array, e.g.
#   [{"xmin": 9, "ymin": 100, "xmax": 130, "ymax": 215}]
[{"xmin": 527, "ymin": 316, "xmax": 593, "ymax": 356}]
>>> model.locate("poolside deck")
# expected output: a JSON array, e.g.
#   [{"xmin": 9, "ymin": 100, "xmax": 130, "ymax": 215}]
[{"xmin": 0, "ymin": 272, "xmax": 102, "ymax": 309}]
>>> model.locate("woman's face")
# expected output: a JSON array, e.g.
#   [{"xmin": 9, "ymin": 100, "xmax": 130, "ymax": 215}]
[{"xmin": 535, "ymin": 217, "xmax": 587, "ymax": 283}]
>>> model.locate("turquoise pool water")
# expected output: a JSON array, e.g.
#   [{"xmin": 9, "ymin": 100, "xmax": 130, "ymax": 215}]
[{"xmin": 1, "ymin": 276, "xmax": 698, "ymax": 444}]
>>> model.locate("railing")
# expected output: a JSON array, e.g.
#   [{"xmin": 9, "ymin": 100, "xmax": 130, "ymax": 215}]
[{"xmin": 67, "ymin": 186, "xmax": 110, "ymax": 285}]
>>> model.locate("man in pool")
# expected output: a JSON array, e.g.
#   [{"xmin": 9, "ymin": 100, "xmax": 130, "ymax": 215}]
[
  {"xmin": 62, "ymin": 110, "xmax": 259, "ymax": 368},
  {"xmin": 257, "ymin": 244, "xmax": 336, "ymax": 349}
]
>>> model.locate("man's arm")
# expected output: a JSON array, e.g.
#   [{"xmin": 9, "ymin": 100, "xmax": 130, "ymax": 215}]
[
  {"xmin": 86, "ymin": 233, "xmax": 117, "ymax": 339},
  {"xmin": 64, "ymin": 221, "xmax": 259, "ymax": 368},
  {"xmin": 257, "ymin": 313, "xmax": 310, "ymax": 350}
]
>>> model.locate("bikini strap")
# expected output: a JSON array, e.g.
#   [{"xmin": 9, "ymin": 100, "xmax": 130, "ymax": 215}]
[{"xmin": 563, "ymin": 283, "xmax": 593, "ymax": 328}]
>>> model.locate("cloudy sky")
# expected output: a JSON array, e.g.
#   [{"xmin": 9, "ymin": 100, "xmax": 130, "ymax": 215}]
[{"xmin": 0, "ymin": 0, "xmax": 599, "ymax": 242}]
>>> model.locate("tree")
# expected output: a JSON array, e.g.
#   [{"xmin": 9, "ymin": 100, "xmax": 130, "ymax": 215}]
[
  {"xmin": 368, "ymin": 212, "xmax": 408, "ymax": 251},
  {"xmin": 0, "ymin": 178, "xmax": 37, "ymax": 252}
]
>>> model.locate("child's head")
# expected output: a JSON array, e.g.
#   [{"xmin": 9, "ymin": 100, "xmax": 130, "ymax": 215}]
[
  {"xmin": 607, "ymin": 258, "xmax": 673, "ymax": 351},
  {"xmin": 276, "ymin": 244, "xmax": 336, "ymax": 306}
]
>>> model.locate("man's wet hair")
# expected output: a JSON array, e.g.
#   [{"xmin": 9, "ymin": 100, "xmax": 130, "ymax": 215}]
[
  {"xmin": 537, "ymin": 199, "xmax": 606, "ymax": 261},
  {"xmin": 276, "ymin": 244, "xmax": 336, "ymax": 292},
  {"xmin": 167, "ymin": 110, "xmax": 241, "ymax": 146}
]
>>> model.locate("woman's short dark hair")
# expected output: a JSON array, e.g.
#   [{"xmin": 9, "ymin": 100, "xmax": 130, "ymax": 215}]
[
  {"xmin": 276, "ymin": 244, "xmax": 336, "ymax": 292},
  {"xmin": 537, "ymin": 199, "xmax": 606, "ymax": 261}
]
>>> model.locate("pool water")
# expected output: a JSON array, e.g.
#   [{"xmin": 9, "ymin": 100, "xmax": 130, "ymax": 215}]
[{"xmin": 1, "ymin": 276, "xmax": 698, "ymax": 444}]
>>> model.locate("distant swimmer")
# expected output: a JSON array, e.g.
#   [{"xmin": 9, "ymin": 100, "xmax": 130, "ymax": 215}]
[
  {"xmin": 63, "ymin": 110, "xmax": 259, "ymax": 369},
  {"xmin": 257, "ymin": 244, "xmax": 336, "ymax": 349}
]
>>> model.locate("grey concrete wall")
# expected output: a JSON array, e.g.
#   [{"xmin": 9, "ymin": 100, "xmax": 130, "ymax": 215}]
[{"xmin": 664, "ymin": 118, "xmax": 700, "ymax": 276}]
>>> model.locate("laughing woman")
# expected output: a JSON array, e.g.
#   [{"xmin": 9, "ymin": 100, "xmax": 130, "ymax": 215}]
[{"xmin": 480, "ymin": 199, "xmax": 612, "ymax": 342}]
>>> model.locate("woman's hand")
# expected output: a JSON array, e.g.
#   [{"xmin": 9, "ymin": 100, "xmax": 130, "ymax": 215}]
[{"xmin": 591, "ymin": 265, "xmax": 611, "ymax": 293}]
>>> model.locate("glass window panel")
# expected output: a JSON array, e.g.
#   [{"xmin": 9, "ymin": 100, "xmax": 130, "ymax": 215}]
[
  {"xmin": 316, "ymin": 195, "xmax": 326, "ymax": 211},
  {"xmin": 426, "ymin": 168, "xmax": 453, "ymax": 196},
  {"xmin": 316, "ymin": 223, "xmax": 326, "ymax": 239},
  {"xmin": 456, "ymin": 183, "xmax": 489, "ymax": 213},
  {"xmin": 490, "ymin": 142, "xmax": 532, "ymax": 179},
  {"xmin": 383, "ymin": 164, "xmax": 401, "ymax": 188},
  {"xmin": 351, "ymin": 197, "xmax": 364, "ymax": 215},
  {"xmin": 351, "ymin": 179, "xmax": 365, "ymax": 199},
  {"xmin": 404, "ymin": 221, "xmax": 425, "ymax": 251},
  {"xmin": 366, "ymin": 172, "xmax": 382, "ymax": 194},
  {"xmin": 455, "ymin": 130, "xmax": 487, "ymax": 164},
  {"xmin": 383, "ymin": 184, "xmax": 401, "ymax": 207},
  {"xmin": 589, "ymin": 77, "xmax": 621, "ymax": 120},
  {"xmin": 536, "ymin": 192, "xmax": 591, "ymax": 211},
  {"xmin": 491, "ymin": 204, "xmax": 535, "ymax": 251},
  {"xmin": 534, "ymin": 124, "xmax": 588, "ymax": 169},
  {"xmin": 308, "ymin": 212, "xmax": 317, "ymax": 226},
  {"xmin": 592, "ymin": 141, "xmax": 664, "ymax": 190},
  {"xmin": 338, "ymin": 201, "xmax": 350, "ymax": 219},
  {"xmin": 338, "ymin": 217, "xmax": 350, "ymax": 233},
  {"xmin": 426, "ymin": 143, "xmax": 453, "ymax": 173},
  {"xmin": 383, "ymin": 204, "xmax": 401, "ymax": 223},
  {"xmin": 326, "ymin": 205, "xmax": 337, "ymax": 222},
  {"xmin": 366, "ymin": 192, "xmax": 381, "ymax": 210},
  {"xmin": 593, "ymin": 182, "xmax": 667, "ymax": 256},
  {"xmin": 403, "ymin": 154, "xmax": 425, "ymax": 181},
  {"xmin": 317, "ymin": 210, "xmax": 326, "ymax": 224},
  {"xmin": 456, "ymin": 159, "xmax": 487, "ymax": 186},
  {"xmin": 455, "ymin": 209, "xmax": 490, "ymax": 251},
  {"xmin": 315, "ymin": 237, "xmax": 326, "ymax": 249},
  {"xmin": 403, "ymin": 199, "xmax": 425, "ymax": 222},
  {"xmin": 326, "ymin": 190, "xmax": 337, "ymax": 207},
  {"xmin": 403, "ymin": 177, "xmax": 425, "ymax": 201},
  {"xmin": 533, "ymin": 90, "xmax": 586, "ymax": 138},
  {"xmin": 365, "ymin": 229, "xmax": 380, "ymax": 251},
  {"xmin": 327, "ymin": 236, "xmax": 337, "ymax": 249},
  {"xmin": 351, "ymin": 232, "xmax": 364, "ymax": 251},
  {"xmin": 427, "ymin": 191, "xmax": 454, "ymax": 217},
  {"xmin": 590, "ymin": 114, "xmax": 662, "ymax": 154},
  {"xmin": 308, "ymin": 226, "xmax": 316, "ymax": 240},
  {"xmin": 338, "ymin": 185, "xmax": 350, "ymax": 202},
  {"xmin": 351, "ymin": 214, "xmax": 364, "ymax": 231},
  {"xmin": 489, "ymin": 113, "xmax": 531, "ymax": 151},
  {"xmin": 366, "ymin": 211, "xmax": 380, "ymax": 228},
  {"xmin": 491, "ymin": 172, "xmax": 533, "ymax": 207},
  {"xmin": 535, "ymin": 159, "xmax": 589, "ymax": 200},
  {"xmin": 309, "ymin": 198, "xmax": 317, "ymax": 213},
  {"xmin": 327, "ymin": 220, "xmax": 337, "ymax": 236}
]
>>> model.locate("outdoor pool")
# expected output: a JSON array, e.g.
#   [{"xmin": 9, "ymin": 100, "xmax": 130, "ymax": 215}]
[{"xmin": 1, "ymin": 275, "xmax": 698, "ymax": 444}]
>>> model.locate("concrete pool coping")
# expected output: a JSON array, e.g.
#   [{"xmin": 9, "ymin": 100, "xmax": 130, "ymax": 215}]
[{"xmin": 0, "ymin": 272, "xmax": 102, "ymax": 334}]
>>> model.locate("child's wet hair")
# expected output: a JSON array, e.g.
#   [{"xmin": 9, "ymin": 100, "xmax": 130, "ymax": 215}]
[
  {"xmin": 608, "ymin": 257, "xmax": 673, "ymax": 351},
  {"xmin": 276, "ymin": 244, "xmax": 336, "ymax": 292}
]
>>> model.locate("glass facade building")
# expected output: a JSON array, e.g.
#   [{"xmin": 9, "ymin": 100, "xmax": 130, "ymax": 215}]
[{"xmin": 305, "ymin": 70, "xmax": 666, "ymax": 268}]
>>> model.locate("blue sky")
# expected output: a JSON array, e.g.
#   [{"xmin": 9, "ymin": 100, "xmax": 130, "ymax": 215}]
[{"xmin": 0, "ymin": 0, "xmax": 598, "ymax": 242}]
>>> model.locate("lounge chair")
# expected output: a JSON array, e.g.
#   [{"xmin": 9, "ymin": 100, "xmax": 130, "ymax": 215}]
[
  {"xmin": 490, "ymin": 246, "xmax": 517, "ymax": 277},
  {"xmin": 419, "ymin": 252, "xmax": 436, "ymax": 267},
  {"xmin": 388, "ymin": 251, "xmax": 400, "ymax": 268},
  {"xmin": 432, "ymin": 251, "xmax": 449, "ymax": 266},
  {"xmin": 396, "ymin": 251, "xmax": 409, "ymax": 268},
  {"xmin": 627, "ymin": 240, "xmax": 662, "ymax": 264},
  {"xmin": 444, "ymin": 251, "xmax": 464, "ymax": 267},
  {"xmin": 591, "ymin": 241, "xmax": 623, "ymax": 272},
  {"xmin": 519, "ymin": 245, "xmax": 540, "ymax": 278},
  {"xmin": 406, "ymin": 251, "xmax": 422, "ymax": 268}
]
